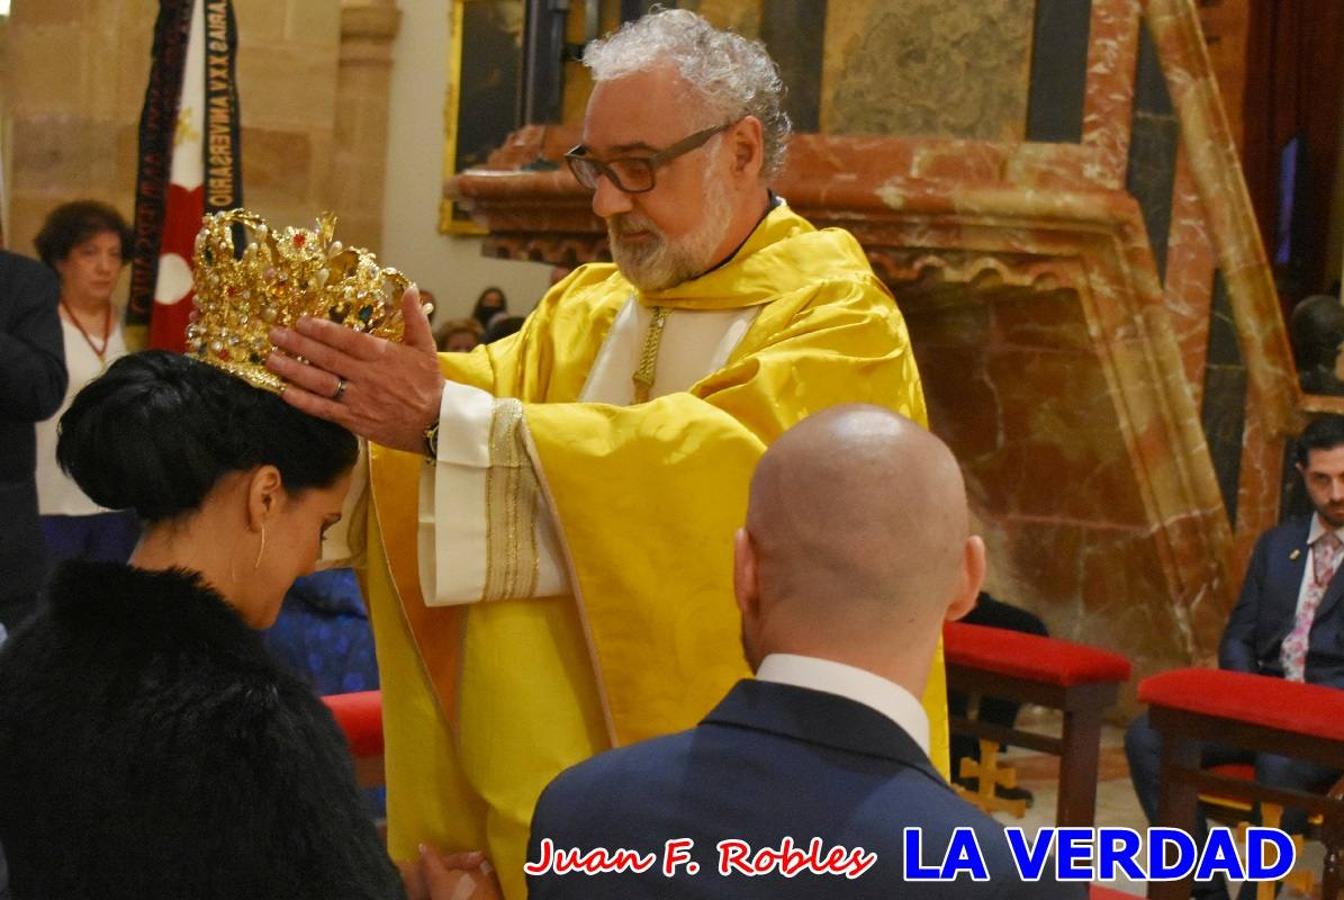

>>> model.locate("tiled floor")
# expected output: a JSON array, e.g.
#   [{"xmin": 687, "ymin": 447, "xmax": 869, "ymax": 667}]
[{"xmin": 972, "ymin": 710, "xmax": 1323, "ymax": 899}]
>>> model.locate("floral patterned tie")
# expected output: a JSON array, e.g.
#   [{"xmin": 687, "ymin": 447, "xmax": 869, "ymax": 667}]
[{"xmin": 1282, "ymin": 529, "xmax": 1343, "ymax": 681}]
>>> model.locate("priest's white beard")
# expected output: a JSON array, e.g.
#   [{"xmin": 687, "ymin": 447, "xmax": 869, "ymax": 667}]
[{"xmin": 607, "ymin": 169, "xmax": 734, "ymax": 293}]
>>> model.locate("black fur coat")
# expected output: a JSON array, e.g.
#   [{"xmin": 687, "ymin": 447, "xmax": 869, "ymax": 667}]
[{"xmin": 0, "ymin": 561, "xmax": 404, "ymax": 899}]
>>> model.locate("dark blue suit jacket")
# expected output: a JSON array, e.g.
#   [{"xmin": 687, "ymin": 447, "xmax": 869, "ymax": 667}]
[
  {"xmin": 528, "ymin": 679, "xmax": 1083, "ymax": 898},
  {"xmin": 1221, "ymin": 518, "xmax": 1344, "ymax": 686}
]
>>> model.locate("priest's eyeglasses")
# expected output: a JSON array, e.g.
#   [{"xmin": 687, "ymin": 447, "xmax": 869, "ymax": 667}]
[{"xmin": 564, "ymin": 122, "xmax": 733, "ymax": 194}]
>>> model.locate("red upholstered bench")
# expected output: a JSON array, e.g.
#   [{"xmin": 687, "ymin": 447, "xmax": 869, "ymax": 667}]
[
  {"xmin": 1088, "ymin": 886, "xmax": 1136, "ymax": 899},
  {"xmin": 943, "ymin": 621, "xmax": 1132, "ymax": 827},
  {"xmin": 321, "ymin": 690, "xmax": 386, "ymax": 789},
  {"xmin": 1137, "ymin": 669, "xmax": 1344, "ymax": 900}
]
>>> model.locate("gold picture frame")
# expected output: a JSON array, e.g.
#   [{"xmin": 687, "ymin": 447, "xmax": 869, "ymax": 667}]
[{"xmin": 439, "ymin": 0, "xmax": 525, "ymax": 235}]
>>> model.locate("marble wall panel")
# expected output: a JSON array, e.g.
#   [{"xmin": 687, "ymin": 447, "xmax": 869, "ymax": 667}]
[
  {"xmin": 982, "ymin": 347, "xmax": 1149, "ymax": 527},
  {"xmin": 1081, "ymin": 0, "xmax": 1141, "ymax": 188},
  {"xmin": 976, "ymin": 507, "xmax": 1193, "ymax": 702},
  {"xmin": 1078, "ymin": 525, "xmax": 1211, "ymax": 691},
  {"xmin": 1126, "ymin": 26, "xmax": 1180, "ymax": 281},
  {"xmin": 1145, "ymin": 0, "xmax": 1298, "ymax": 564},
  {"xmin": 879, "ymin": 208, "xmax": 1233, "ymax": 692},
  {"xmin": 1233, "ymin": 393, "xmax": 1289, "ymax": 571},
  {"xmin": 1200, "ymin": 272, "xmax": 1247, "ymax": 524},
  {"xmin": 992, "ymin": 287, "xmax": 1097, "ymax": 353},
  {"xmin": 1025, "ymin": 0, "xmax": 1092, "ymax": 143},
  {"xmin": 1193, "ymin": 0, "xmax": 1249, "ymax": 150},
  {"xmin": 820, "ymin": 0, "xmax": 1035, "ymax": 141},
  {"xmin": 1162, "ymin": 148, "xmax": 1217, "ymax": 405}
]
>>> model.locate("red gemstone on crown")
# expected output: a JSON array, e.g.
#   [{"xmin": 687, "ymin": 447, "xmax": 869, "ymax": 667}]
[{"xmin": 293, "ymin": 233, "xmax": 307, "ymax": 248}]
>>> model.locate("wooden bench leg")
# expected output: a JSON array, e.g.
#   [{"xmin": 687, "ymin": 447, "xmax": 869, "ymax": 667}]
[
  {"xmin": 1057, "ymin": 706, "xmax": 1103, "ymax": 827},
  {"xmin": 1149, "ymin": 734, "xmax": 1201, "ymax": 900}
]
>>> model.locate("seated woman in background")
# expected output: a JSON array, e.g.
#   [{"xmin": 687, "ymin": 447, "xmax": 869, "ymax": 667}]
[
  {"xmin": 0, "ymin": 351, "xmax": 495, "ymax": 900},
  {"xmin": 434, "ymin": 316, "xmax": 484, "ymax": 352},
  {"xmin": 33, "ymin": 200, "xmax": 139, "ymax": 567},
  {"xmin": 470, "ymin": 285, "xmax": 508, "ymax": 331}
]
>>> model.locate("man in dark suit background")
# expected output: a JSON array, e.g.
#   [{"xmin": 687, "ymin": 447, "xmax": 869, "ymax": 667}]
[
  {"xmin": 1126, "ymin": 414, "xmax": 1344, "ymax": 899},
  {"xmin": 0, "ymin": 248, "xmax": 65, "ymax": 900},
  {"xmin": 0, "ymin": 249, "xmax": 65, "ymax": 632},
  {"xmin": 526, "ymin": 405, "xmax": 1082, "ymax": 898}
]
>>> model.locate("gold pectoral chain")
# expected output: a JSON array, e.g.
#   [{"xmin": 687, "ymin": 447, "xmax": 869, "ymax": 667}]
[{"xmin": 631, "ymin": 306, "xmax": 669, "ymax": 404}]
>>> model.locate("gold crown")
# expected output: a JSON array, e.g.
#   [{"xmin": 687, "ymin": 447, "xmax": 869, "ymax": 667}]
[{"xmin": 187, "ymin": 209, "xmax": 418, "ymax": 393}]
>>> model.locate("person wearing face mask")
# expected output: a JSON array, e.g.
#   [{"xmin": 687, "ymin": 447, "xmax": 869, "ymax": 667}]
[
  {"xmin": 264, "ymin": 11, "xmax": 928, "ymax": 896},
  {"xmin": 33, "ymin": 201, "xmax": 139, "ymax": 569},
  {"xmin": 470, "ymin": 286, "xmax": 509, "ymax": 331}
]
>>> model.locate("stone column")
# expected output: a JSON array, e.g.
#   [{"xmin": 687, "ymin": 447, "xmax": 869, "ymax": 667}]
[{"xmin": 333, "ymin": 0, "xmax": 401, "ymax": 253}]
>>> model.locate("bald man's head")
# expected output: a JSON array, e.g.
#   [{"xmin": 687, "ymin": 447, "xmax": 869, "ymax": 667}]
[{"xmin": 734, "ymin": 405, "xmax": 983, "ymax": 684}]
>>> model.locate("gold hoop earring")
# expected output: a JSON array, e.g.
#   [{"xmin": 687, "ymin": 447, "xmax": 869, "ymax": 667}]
[{"xmin": 253, "ymin": 524, "xmax": 267, "ymax": 570}]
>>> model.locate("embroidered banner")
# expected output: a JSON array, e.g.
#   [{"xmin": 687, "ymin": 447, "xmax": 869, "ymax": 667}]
[
  {"xmin": 127, "ymin": 0, "xmax": 193, "ymax": 338},
  {"xmin": 128, "ymin": 0, "xmax": 243, "ymax": 352},
  {"xmin": 203, "ymin": 0, "xmax": 243, "ymax": 216}
]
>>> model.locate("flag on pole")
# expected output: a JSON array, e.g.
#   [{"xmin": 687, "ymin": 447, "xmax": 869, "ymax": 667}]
[{"xmin": 128, "ymin": 0, "xmax": 243, "ymax": 352}]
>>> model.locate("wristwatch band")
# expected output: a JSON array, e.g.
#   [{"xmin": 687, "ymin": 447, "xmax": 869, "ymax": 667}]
[{"xmin": 423, "ymin": 418, "xmax": 440, "ymax": 459}]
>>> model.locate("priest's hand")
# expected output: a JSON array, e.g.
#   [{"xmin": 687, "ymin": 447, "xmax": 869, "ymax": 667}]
[
  {"xmin": 401, "ymin": 847, "xmax": 501, "ymax": 900},
  {"xmin": 266, "ymin": 287, "xmax": 443, "ymax": 453}
]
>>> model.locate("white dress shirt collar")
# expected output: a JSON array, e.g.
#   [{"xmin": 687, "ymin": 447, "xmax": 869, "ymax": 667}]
[
  {"xmin": 755, "ymin": 653, "xmax": 930, "ymax": 755},
  {"xmin": 1307, "ymin": 514, "xmax": 1344, "ymax": 546}
]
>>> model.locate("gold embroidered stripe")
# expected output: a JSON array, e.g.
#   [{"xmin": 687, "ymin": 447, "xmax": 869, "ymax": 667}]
[
  {"xmin": 631, "ymin": 305, "xmax": 669, "ymax": 403},
  {"xmin": 483, "ymin": 398, "xmax": 540, "ymax": 601}
]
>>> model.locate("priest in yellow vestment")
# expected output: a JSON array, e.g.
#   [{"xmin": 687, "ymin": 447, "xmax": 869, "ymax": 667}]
[{"xmin": 268, "ymin": 11, "xmax": 946, "ymax": 899}]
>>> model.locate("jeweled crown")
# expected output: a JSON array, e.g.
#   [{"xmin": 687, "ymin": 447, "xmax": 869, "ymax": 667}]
[{"xmin": 187, "ymin": 209, "xmax": 416, "ymax": 393}]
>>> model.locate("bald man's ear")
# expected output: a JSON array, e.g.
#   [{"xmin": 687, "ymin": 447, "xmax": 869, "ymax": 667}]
[
  {"xmin": 944, "ymin": 535, "xmax": 986, "ymax": 622},
  {"xmin": 729, "ymin": 116, "xmax": 764, "ymax": 180},
  {"xmin": 733, "ymin": 527, "xmax": 761, "ymax": 621}
]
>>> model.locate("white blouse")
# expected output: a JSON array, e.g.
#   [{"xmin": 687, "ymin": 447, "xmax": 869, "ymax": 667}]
[{"xmin": 35, "ymin": 316, "xmax": 128, "ymax": 516}]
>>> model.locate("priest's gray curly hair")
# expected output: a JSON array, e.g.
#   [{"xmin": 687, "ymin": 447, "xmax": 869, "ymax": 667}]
[{"xmin": 583, "ymin": 8, "xmax": 791, "ymax": 180}]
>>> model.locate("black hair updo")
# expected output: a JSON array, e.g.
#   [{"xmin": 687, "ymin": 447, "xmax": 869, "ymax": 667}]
[{"xmin": 57, "ymin": 351, "xmax": 358, "ymax": 522}]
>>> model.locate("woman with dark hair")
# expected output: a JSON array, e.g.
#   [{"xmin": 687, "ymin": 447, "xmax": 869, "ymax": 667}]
[
  {"xmin": 33, "ymin": 199, "xmax": 139, "ymax": 566},
  {"xmin": 470, "ymin": 285, "xmax": 508, "ymax": 330},
  {"xmin": 0, "ymin": 350, "xmax": 413, "ymax": 899},
  {"xmin": 0, "ymin": 206, "xmax": 504, "ymax": 899},
  {"xmin": 0, "ymin": 351, "xmax": 497, "ymax": 897}
]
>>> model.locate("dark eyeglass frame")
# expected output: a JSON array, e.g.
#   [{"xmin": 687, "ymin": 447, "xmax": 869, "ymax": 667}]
[{"xmin": 564, "ymin": 122, "xmax": 734, "ymax": 194}]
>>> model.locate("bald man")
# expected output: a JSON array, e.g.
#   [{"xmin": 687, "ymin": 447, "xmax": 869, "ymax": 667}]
[{"xmin": 525, "ymin": 406, "xmax": 1081, "ymax": 898}]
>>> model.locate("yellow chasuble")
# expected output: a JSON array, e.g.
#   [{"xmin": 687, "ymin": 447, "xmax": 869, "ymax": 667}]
[{"xmin": 365, "ymin": 204, "xmax": 945, "ymax": 899}]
